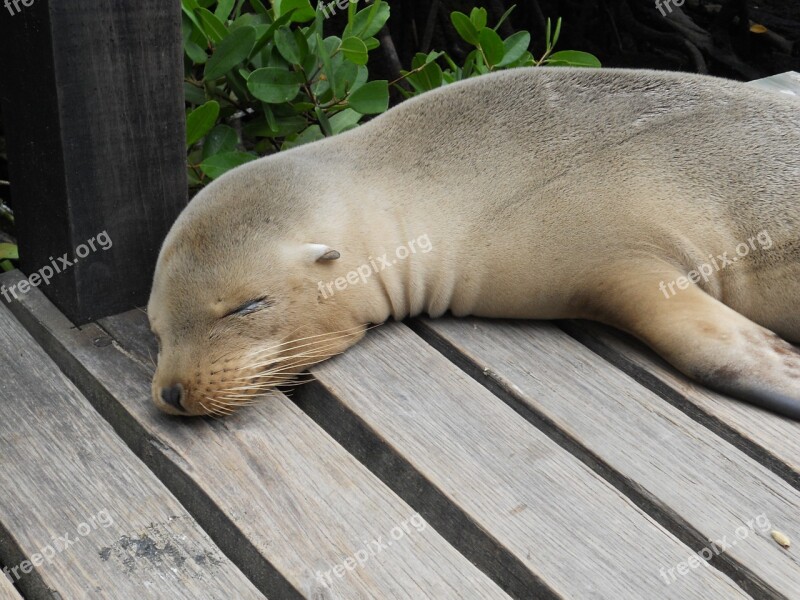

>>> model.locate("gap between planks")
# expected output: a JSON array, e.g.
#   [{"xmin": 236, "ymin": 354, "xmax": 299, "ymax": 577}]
[
  {"xmin": 407, "ymin": 317, "xmax": 799, "ymax": 599},
  {"xmin": 1, "ymin": 271, "xmax": 509, "ymax": 600}
]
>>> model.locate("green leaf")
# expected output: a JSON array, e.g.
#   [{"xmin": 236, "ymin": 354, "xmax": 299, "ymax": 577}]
[
  {"xmin": 181, "ymin": 0, "xmax": 207, "ymax": 42},
  {"xmin": 202, "ymin": 124, "xmax": 238, "ymax": 159},
  {"xmin": 0, "ymin": 243, "xmax": 19, "ymax": 261},
  {"xmin": 247, "ymin": 67, "xmax": 304, "ymax": 103},
  {"xmin": 552, "ymin": 18, "xmax": 562, "ymax": 49},
  {"xmin": 204, "ymin": 25, "xmax": 256, "ymax": 80},
  {"xmin": 461, "ymin": 49, "xmax": 478, "ymax": 78},
  {"xmin": 347, "ymin": 80, "xmax": 389, "ymax": 114},
  {"xmin": 317, "ymin": 33, "xmax": 336, "ymax": 98},
  {"xmin": 196, "ymin": 8, "xmax": 228, "ymax": 43},
  {"xmin": 214, "ymin": 0, "xmax": 236, "ymax": 20},
  {"xmin": 186, "ymin": 101, "xmax": 220, "ymax": 147},
  {"xmin": 505, "ymin": 50, "xmax": 534, "ymax": 68},
  {"xmin": 494, "ymin": 4, "xmax": 516, "ymax": 31},
  {"xmin": 546, "ymin": 50, "xmax": 601, "ymax": 68},
  {"xmin": 450, "ymin": 11, "xmax": 478, "ymax": 45},
  {"xmin": 315, "ymin": 106, "xmax": 333, "ymax": 136},
  {"xmin": 199, "ymin": 151, "xmax": 257, "ymax": 179},
  {"xmin": 478, "ymin": 27, "xmax": 505, "ymax": 67},
  {"xmin": 274, "ymin": 0, "xmax": 315, "ymax": 22},
  {"xmin": 250, "ymin": 10, "xmax": 297, "ymax": 57},
  {"xmin": 264, "ymin": 103, "xmax": 279, "ymax": 131},
  {"xmin": 226, "ymin": 69, "xmax": 252, "ymax": 102},
  {"xmin": 0, "ymin": 260, "xmax": 13, "ymax": 272},
  {"xmin": 249, "ymin": 0, "xmax": 269, "ymax": 15},
  {"xmin": 329, "ymin": 108, "xmax": 362, "ymax": 134},
  {"xmin": 274, "ymin": 27, "xmax": 308, "ymax": 64},
  {"xmin": 290, "ymin": 102, "xmax": 316, "ymax": 113},
  {"xmin": 230, "ymin": 12, "xmax": 268, "ymax": 31},
  {"xmin": 283, "ymin": 124, "xmax": 324, "ymax": 149},
  {"xmin": 333, "ymin": 60, "xmax": 359, "ymax": 98},
  {"xmin": 497, "ymin": 31, "xmax": 530, "ymax": 67},
  {"xmin": 243, "ymin": 115, "xmax": 307, "ymax": 137},
  {"xmin": 184, "ymin": 82, "xmax": 207, "ymax": 105},
  {"xmin": 469, "ymin": 7, "xmax": 487, "ymax": 29},
  {"xmin": 407, "ymin": 59, "xmax": 443, "ymax": 92},
  {"xmin": 346, "ymin": 1, "xmax": 390, "ymax": 39},
  {"xmin": 185, "ymin": 39, "xmax": 209, "ymax": 64},
  {"xmin": 340, "ymin": 36, "xmax": 368, "ymax": 65}
]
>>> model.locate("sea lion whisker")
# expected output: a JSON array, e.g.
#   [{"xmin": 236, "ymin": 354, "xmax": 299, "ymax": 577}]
[
  {"xmin": 240, "ymin": 357, "xmax": 333, "ymax": 380},
  {"xmin": 209, "ymin": 401, "xmax": 235, "ymax": 415},
  {"xmin": 238, "ymin": 324, "xmax": 368, "ymax": 362},
  {"xmin": 239, "ymin": 339, "xmax": 352, "ymax": 373},
  {"xmin": 241, "ymin": 322, "xmax": 378, "ymax": 363},
  {"xmin": 235, "ymin": 326, "xmax": 370, "ymax": 370},
  {"xmin": 199, "ymin": 400, "xmax": 227, "ymax": 420},
  {"xmin": 251, "ymin": 351, "xmax": 342, "ymax": 373},
  {"xmin": 224, "ymin": 373, "xmax": 318, "ymax": 391}
]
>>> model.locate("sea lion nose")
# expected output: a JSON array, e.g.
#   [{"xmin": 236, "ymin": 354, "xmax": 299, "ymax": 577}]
[{"xmin": 160, "ymin": 383, "xmax": 185, "ymax": 411}]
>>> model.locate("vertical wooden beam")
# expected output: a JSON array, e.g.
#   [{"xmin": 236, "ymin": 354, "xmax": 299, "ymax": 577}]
[{"xmin": 0, "ymin": 0, "xmax": 186, "ymax": 324}]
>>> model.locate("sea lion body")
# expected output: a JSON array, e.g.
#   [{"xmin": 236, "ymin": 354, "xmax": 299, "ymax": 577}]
[{"xmin": 148, "ymin": 67, "xmax": 800, "ymax": 418}]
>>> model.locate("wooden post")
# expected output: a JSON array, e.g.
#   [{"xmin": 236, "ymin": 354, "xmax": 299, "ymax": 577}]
[{"xmin": 0, "ymin": 0, "xmax": 186, "ymax": 324}]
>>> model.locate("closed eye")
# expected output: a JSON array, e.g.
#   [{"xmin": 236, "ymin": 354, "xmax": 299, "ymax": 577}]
[{"xmin": 225, "ymin": 296, "xmax": 273, "ymax": 318}]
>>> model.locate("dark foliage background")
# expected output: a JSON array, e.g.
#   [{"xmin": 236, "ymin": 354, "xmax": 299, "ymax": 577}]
[{"xmin": 365, "ymin": 0, "xmax": 799, "ymax": 84}]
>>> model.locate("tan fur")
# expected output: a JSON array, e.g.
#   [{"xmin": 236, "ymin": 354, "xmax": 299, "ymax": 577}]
[{"xmin": 148, "ymin": 67, "xmax": 800, "ymax": 417}]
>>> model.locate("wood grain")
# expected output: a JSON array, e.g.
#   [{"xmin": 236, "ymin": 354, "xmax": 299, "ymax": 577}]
[
  {"xmin": 0, "ymin": 0, "xmax": 187, "ymax": 323},
  {"xmin": 301, "ymin": 321, "xmax": 750, "ymax": 599},
  {"xmin": 0, "ymin": 303, "xmax": 263, "ymax": 600},
  {"xmin": 0, "ymin": 572, "xmax": 23, "ymax": 599},
  {"xmin": 416, "ymin": 316, "xmax": 800, "ymax": 598},
  {"xmin": 564, "ymin": 320, "xmax": 800, "ymax": 486},
  {"xmin": 2, "ymin": 271, "xmax": 508, "ymax": 600}
]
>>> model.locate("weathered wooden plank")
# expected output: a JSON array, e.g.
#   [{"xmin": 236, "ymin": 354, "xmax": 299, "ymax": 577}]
[
  {"xmin": 416, "ymin": 316, "xmax": 800, "ymax": 598},
  {"xmin": 0, "ymin": 303, "xmax": 263, "ymax": 600},
  {"xmin": 564, "ymin": 320, "xmax": 800, "ymax": 486},
  {"xmin": 0, "ymin": 572, "xmax": 23, "ymax": 600},
  {"xmin": 298, "ymin": 322, "xmax": 750, "ymax": 599},
  {"xmin": 1, "ymin": 271, "xmax": 508, "ymax": 600},
  {"xmin": 0, "ymin": 0, "xmax": 187, "ymax": 323}
]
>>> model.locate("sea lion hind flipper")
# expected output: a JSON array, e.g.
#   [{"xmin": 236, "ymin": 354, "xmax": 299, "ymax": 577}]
[{"xmin": 594, "ymin": 270, "xmax": 800, "ymax": 420}]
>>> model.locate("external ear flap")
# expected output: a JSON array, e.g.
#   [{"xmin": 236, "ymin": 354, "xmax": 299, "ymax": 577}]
[
  {"xmin": 306, "ymin": 243, "xmax": 341, "ymax": 262},
  {"xmin": 319, "ymin": 249, "xmax": 341, "ymax": 261}
]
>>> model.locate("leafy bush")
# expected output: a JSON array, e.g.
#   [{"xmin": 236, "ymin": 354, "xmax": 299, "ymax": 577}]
[
  {"xmin": 182, "ymin": 0, "xmax": 600, "ymax": 189},
  {"xmin": 401, "ymin": 8, "xmax": 599, "ymax": 96}
]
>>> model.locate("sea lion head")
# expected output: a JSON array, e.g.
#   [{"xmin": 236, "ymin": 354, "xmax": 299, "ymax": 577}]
[{"xmin": 147, "ymin": 169, "xmax": 365, "ymax": 416}]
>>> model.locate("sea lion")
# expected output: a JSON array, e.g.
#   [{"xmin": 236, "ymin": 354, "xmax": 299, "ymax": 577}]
[{"xmin": 147, "ymin": 67, "xmax": 800, "ymax": 418}]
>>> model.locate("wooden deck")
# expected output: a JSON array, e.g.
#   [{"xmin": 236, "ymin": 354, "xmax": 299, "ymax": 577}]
[{"xmin": 1, "ymin": 73, "xmax": 799, "ymax": 599}]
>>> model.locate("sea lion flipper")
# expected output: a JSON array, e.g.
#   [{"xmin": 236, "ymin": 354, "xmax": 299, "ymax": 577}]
[{"xmin": 597, "ymin": 269, "xmax": 800, "ymax": 419}]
